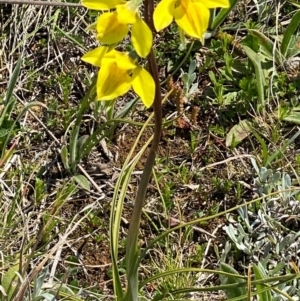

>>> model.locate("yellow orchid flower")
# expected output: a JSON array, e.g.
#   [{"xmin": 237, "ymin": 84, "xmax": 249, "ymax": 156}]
[
  {"xmin": 81, "ymin": 0, "xmax": 152, "ymax": 58},
  {"xmin": 82, "ymin": 47, "xmax": 155, "ymax": 107},
  {"xmin": 153, "ymin": 0, "xmax": 229, "ymax": 40}
]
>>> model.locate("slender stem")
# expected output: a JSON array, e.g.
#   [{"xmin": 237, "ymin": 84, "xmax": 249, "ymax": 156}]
[
  {"xmin": 125, "ymin": 52, "xmax": 162, "ymax": 255},
  {"xmin": 125, "ymin": 0, "xmax": 162, "ymax": 299},
  {"xmin": 0, "ymin": 0, "xmax": 81, "ymax": 7}
]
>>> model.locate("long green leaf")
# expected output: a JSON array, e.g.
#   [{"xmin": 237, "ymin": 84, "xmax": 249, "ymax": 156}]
[
  {"xmin": 219, "ymin": 263, "xmax": 247, "ymax": 300},
  {"xmin": 1, "ymin": 101, "xmax": 47, "ymax": 158},
  {"xmin": 266, "ymin": 127, "xmax": 300, "ymax": 166},
  {"xmin": 252, "ymin": 130, "xmax": 269, "ymax": 166},
  {"xmin": 281, "ymin": 9, "xmax": 300, "ymax": 57},
  {"xmin": 249, "ymin": 29, "xmax": 283, "ymax": 65},
  {"xmin": 123, "ymin": 139, "xmax": 154, "ymax": 301},
  {"xmin": 242, "ymin": 45, "xmax": 265, "ymax": 110},
  {"xmin": 2, "ymin": 265, "xmax": 19, "ymax": 300},
  {"xmin": 1, "ymin": 57, "xmax": 22, "ymax": 127},
  {"xmin": 253, "ymin": 263, "xmax": 272, "ymax": 301},
  {"xmin": 140, "ymin": 268, "xmax": 246, "ymax": 289},
  {"xmin": 152, "ymin": 280, "xmax": 293, "ymax": 301},
  {"xmin": 68, "ymin": 75, "xmax": 96, "ymax": 173},
  {"xmin": 110, "ymin": 165, "xmax": 133, "ymax": 299},
  {"xmin": 109, "ymin": 113, "xmax": 154, "ymax": 300},
  {"xmin": 3, "ymin": 57, "xmax": 22, "ymax": 105},
  {"xmin": 211, "ymin": 0, "xmax": 239, "ymax": 31},
  {"xmin": 283, "ymin": 110, "xmax": 300, "ymax": 124},
  {"xmin": 140, "ymin": 268, "xmax": 296, "ymax": 291},
  {"xmin": 287, "ymin": 0, "xmax": 300, "ymax": 8}
]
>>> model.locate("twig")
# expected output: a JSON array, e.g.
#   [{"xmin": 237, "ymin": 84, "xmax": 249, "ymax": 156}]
[
  {"xmin": 0, "ymin": 0, "xmax": 82, "ymax": 7},
  {"xmin": 199, "ymin": 154, "xmax": 255, "ymax": 171}
]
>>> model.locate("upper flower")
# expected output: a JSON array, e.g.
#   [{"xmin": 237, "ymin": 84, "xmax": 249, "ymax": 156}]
[
  {"xmin": 82, "ymin": 47, "xmax": 155, "ymax": 107},
  {"xmin": 82, "ymin": 0, "xmax": 152, "ymax": 58},
  {"xmin": 153, "ymin": 0, "xmax": 229, "ymax": 41}
]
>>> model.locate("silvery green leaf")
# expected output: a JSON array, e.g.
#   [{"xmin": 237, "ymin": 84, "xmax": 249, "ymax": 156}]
[
  {"xmin": 258, "ymin": 210, "xmax": 267, "ymax": 223},
  {"xmin": 251, "ymin": 218, "xmax": 261, "ymax": 228},
  {"xmin": 273, "ymin": 171, "xmax": 281, "ymax": 183},
  {"xmin": 237, "ymin": 223, "xmax": 247, "ymax": 236},
  {"xmin": 214, "ymin": 244, "xmax": 220, "ymax": 259},
  {"xmin": 223, "ymin": 225, "xmax": 237, "ymax": 242},
  {"xmin": 189, "ymin": 83, "xmax": 199, "ymax": 94},
  {"xmin": 260, "ymin": 167, "xmax": 272, "ymax": 182},
  {"xmin": 278, "ymin": 184, "xmax": 290, "ymax": 203},
  {"xmin": 236, "ymin": 234, "xmax": 244, "ymax": 244},
  {"xmin": 240, "ymin": 244, "xmax": 251, "ymax": 254},
  {"xmin": 220, "ymin": 241, "xmax": 232, "ymax": 262},
  {"xmin": 256, "ymin": 239, "xmax": 264, "ymax": 249},
  {"xmin": 251, "ymin": 158, "xmax": 260, "ymax": 175},
  {"xmin": 181, "ymin": 73, "xmax": 189, "ymax": 85},
  {"xmin": 237, "ymin": 205, "xmax": 251, "ymax": 230},
  {"xmin": 33, "ymin": 268, "xmax": 48, "ymax": 297},
  {"xmin": 257, "ymin": 232, "xmax": 266, "ymax": 240},
  {"xmin": 225, "ymin": 241, "xmax": 231, "ymax": 253},
  {"xmin": 275, "ymin": 243, "xmax": 280, "ymax": 255},
  {"xmin": 188, "ymin": 59, "xmax": 197, "ymax": 75},
  {"xmin": 189, "ymin": 73, "xmax": 196, "ymax": 84},
  {"xmin": 283, "ymin": 173, "xmax": 291, "ymax": 188},
  {"xmin": 237, "ymin": 206, "xmax": 246, "ymax": 220}
]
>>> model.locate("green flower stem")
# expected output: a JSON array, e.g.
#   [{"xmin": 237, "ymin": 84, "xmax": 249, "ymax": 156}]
[{"xmin": 125, "ymin": 0, "xmax": 162, "ymax": 299}]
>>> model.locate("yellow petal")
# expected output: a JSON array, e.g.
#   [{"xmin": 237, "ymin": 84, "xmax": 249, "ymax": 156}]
[
  {"xmin": 132, "ymin": 67, "xmax": 155, "ymax": 107},
  {"xmin": 97, "ymin": 62, "xmax": 132, "ymax": 100},
  {"xmin": 81, "ymin": 46, "xmax": 109, "ymax": 67},
  {"xmin": 116, "ymin": 2, "xmax": 137, "ymax": 24},
  {"xmin": 114, "ymin": 52, "xmax": 137, "ymax": 70},
  {"xmin": 197, "ymin": 0, "xmax": 229, "ymax": 8},
  {"xmin": 96, "ymin": 12, "xmax": 128, "ymax": 44},
  {"xmin": 131, "ymin": 17, "xmax": 152, "ymax": 58},
  {"xmin": 153, "ymin": 0, "xmax": 175, "ymax": 32},
  {"xmin": 82, "ymin": 0, "xmax": 125, "ymax": 10},
  {"xmin": 174, "ymin": 2, "xmax": 210, "ymax": 39}
]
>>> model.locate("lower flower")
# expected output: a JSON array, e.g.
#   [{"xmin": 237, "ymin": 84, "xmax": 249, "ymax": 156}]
[{"xmin": 82, "ymin": 47, "xmax": 155, "ymax": 107}]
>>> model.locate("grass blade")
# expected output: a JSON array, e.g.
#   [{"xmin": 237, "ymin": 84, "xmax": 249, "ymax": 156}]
[
  {"xmin": 249, "ymin": 29, "xmax": 283, "ymax": 65},
  {"xmin": 242, "ymin": 45, "xmax": 265, "ymax": 111},
  {"xmin": 266, "ymin": 127, "xmax": 300, "ymax": 166},
  {"xmin": 3, "ymin": 57, "xmax": 21, "ymax": 106},
  {"xmin": 253, "ymin": 263, "xmax": 272, "ymax": 301},
  {"xmin": 280, "ymin": 9, "xmax": 300, "ymax": 58},
  {"xmin": 109, "ymin": 112, "xmax": 154, "ymax": 299},
  {"xmin": 1, "ymin": 101, "xmax": 47, "ymax": 158},
  {"xmin": 287, "ymin": 0, "xmax": 300, "ymax": 8},
  {"xmin": 210, "ymin": 0, "xmax": 239, "ymax": 31},
  {"xmin": 1, "ymin": 57, "xmax": 22, "ymax": 128},
  {"xmin": 68, "ymin": 76, "xmax": 96, "ymax": 173}
]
